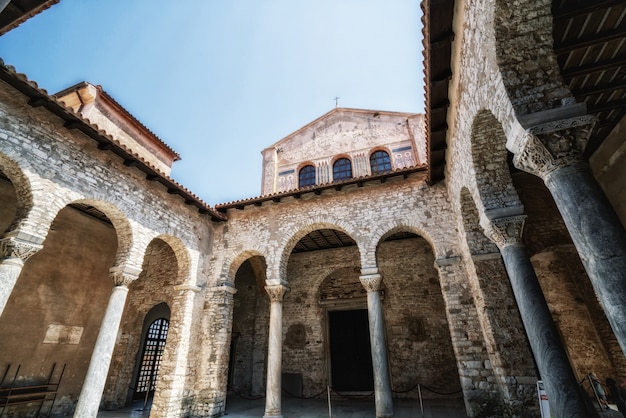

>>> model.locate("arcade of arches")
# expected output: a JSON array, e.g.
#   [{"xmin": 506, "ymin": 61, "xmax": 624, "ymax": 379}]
[{"xmin": 1, "ymin": 0, "xmax": 626, "ymax": 417}]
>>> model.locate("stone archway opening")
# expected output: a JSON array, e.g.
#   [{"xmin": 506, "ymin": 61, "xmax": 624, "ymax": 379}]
[
  {"xmin": 230, "ymin": 255, "xmax": 267, "ymax": 397},
  {"xmin": 132, "ymin": 303, "xmax": 171, "ymax": 407},
  {"xmin": 0, "ymin": 169, "xmax": 17, "ymax": 235},
  {"xmin": 0, "ymin": 203, "xmax": 118, "ymax": 417},
  {"xmin": 280, "ymin": 227, "xmax": 361, "ymax": 398},
  {"xmin": 376, "ymin": 230, "xmax": 461, "ymax": 400}
]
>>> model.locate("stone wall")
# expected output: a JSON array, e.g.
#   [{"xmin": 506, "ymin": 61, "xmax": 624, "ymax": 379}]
[{"xmin": 0, "ymin": 77, "xmax": 217, "ymax": 417}]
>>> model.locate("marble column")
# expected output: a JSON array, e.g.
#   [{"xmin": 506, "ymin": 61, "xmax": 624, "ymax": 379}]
[
  {"xmin": 0, "ymin": 234, "xmax": 43, "ymax": 316},
  {"xmin": 74, "ymin": 266, "xmax": 139, "ymax": 418},
  {"xmin": 513, "ymin": 123, "xmax": 626, "ymax": 356},
  {"xmin": 359, "ymin": 269, "xmax": 393, "ymax": 418},
  {"xmin": 482, "ymin": 215, "xmax": 594, "ymax": 418},
  {"xmin": 263, "ymin": 282, "xmax": 288, "ymax": 418}
]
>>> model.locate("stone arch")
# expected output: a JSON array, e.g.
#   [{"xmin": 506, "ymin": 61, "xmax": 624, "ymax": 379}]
[
  {"xmin": 0, "ymin": 153, "xmax": 33, "ymax": 235},
  {"xmin": 0, "ymin": 153, "xmax": 70, "ymax": 246},
  {"xmin": 148, "ymin": 234, "xmax": 193, "ymax": 286},
  {"xmin": 365, "ymin": 221, "xmax": 444, "ymax": 270},
  {"xmin": 226, "ymin": 250, "xmax": 268, "ymax": 284},
  {"xmin": 469, "ymin": 109, "xmax": 522, "ymax": 215},
  {"xmin": 229, "ymin": 252, "xmax": 270, "ymax": 397},
  {"xmin": 493, "ymin": 0, "xmax": 572, "ymax": 114},
  {"xmin": 70, "ymin": 198, "xmax": 135, "ymax": 271},
  {"xmin": 459, "ymin": 187, "xmax": 499, "ymax": 256},
  {"xmin": 276, "ymin": 220, "xmax": 361, "ymax": 281},
  {"xmin": 373, "ymin": 225, "xmax": 462, "ymax": 397}
]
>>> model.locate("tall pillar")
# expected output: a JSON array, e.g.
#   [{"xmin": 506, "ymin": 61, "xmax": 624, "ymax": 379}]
[
  {"xmin": 74, "ymin": 266, "xmax": 139, "ymax": 418},
  {"xmin": 482, "ymin": 215, "xmax": 595, "ymax": 418},
  {"xmin": 512, "ymin": 119, "xmax": 626, "ymax": 355},
  {"xmin": 263, "ymin": 281, "xmax": 288, "ymax": 418},
  {"xmin": 359, "ymin": 269, "xmax": 393, "ymax": 418},
  {"xmin": 0, "ymin": 234, "xmax": 43, "ymax": 316}
]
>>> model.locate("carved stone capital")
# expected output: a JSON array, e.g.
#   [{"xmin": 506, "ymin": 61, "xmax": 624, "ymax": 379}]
[
  {"xmin": 513, "ymin": 132, "xmax": 581, "ymax": 179},
  {"xmin": 512, "ymin": 114, "xmax": 595, "ymax": 180},
  {"xmin": 0, "ymin": 237, "xmax": 43, "ymax": 262},
  {"xmin": 109, "ymin": 266, "xmax": 140, "ymax": 287},
  {"xmin": 481, "ymin": 215, "xmax": 527, "ymax": 250},
  {"xmin": 359, "ymin": 273, "xmax": 382, "ymax": 293},
  {"xmin": 265, "ymin": 284, "xmax": 288, "ymax": 302}
]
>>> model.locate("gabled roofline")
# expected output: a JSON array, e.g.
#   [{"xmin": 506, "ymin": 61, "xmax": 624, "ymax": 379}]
[
  {"xmin": 54, "ymin": 81, "xmax": 181, "ymax": 162},
  {"xmin": 0, "ymin": 59, "xmax": 226, "ymax": 222},
  {"xmin": 262, "ymin": 107, "xmax": 421, "ymax": 152}
]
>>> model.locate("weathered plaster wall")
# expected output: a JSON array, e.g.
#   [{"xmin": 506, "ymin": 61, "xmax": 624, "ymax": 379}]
[
  {"xmin": 0, "ymin": 206, "xmax": 117, "ymax": 416},
  {"xmin": 260, "ymin": 110, "xmax": 424, "ymax": 194}
]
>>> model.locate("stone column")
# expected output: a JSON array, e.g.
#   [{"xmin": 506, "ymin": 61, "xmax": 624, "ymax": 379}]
[
  {"xmin": 359, "ymin": 269, "xmax": 393, "ymax": 418},
  {"xmin": 513, "ymin": 120, "xmax": 626, "ymax": 356},
  {"xmin": 482, "ymin": 215, "xmax": 593, "ymax": 418},
  {"xmin": 263, "ymin": 282, "xmax": 288, "ymax": 418},
  {"xmin": 74, "ymin": 266, "xmax": 139, "ymax": 418},
  {"xmin": 0, "ymin": 235, "xmax": 43, "ymax": 315}
]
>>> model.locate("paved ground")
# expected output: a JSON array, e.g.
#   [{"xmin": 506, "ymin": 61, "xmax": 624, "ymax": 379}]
[{"xmin": 97, "ymin": 395, "xmax": 469, "ymax": 417}]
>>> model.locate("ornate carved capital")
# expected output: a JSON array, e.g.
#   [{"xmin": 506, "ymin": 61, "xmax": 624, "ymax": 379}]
[
  {"xmin": 265, "ymin": 284, "xmax": 288, "ymax": 302},
  {"xmin": 481, "ymin": 215, "xmax": 526, "ymax": 250},
  {"xmin": 359, "ymin": 273, "xmax": 382, "ymax": 293},
  {"xmin": 512, "ymin": 114, "xmax": 595, "ymax": 180},
  {"xmin": 0, "ymin": 237, "xmax": 43, "ymax": 262},
  {"xmin": 109, "ymin": 266, "xmax": 140, "ymax": 287},
  {"xmin": 513, "ymin": 132, "xmax": 580, "ymax": 179}
]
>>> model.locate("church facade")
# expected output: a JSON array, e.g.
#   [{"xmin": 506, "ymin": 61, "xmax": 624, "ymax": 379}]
[{"xmin": 0, "ymin": 1, "xmax": 625, "ymax": 418}]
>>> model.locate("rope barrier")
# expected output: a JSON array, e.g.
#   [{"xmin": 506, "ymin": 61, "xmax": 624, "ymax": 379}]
[{"xmin": 229, "ymin": 381, "xmax": 462, "ymax": 401}]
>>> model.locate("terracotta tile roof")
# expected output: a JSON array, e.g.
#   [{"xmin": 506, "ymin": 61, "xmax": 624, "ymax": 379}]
[
  {"xmin": 0, "ymin": 59, "xmax": 226, "ymax": 222},
  {"xmin": 215, "ymin": 164, "xmax": 427, "ymax": 211},
  {"xmin": 0, "ymin": 0, "xmax": 60, "ymax": 36}
]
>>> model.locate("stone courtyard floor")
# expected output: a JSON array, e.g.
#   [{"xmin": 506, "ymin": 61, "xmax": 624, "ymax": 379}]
[
  {"xmin": 97, "ymin": 395, "xmax": 469, "ymax": 417},
  {"xmin": 96, "ymin": 395, "xmax": 625, "ymax": 417}
]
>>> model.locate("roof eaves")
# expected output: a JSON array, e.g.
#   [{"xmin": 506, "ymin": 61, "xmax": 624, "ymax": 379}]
[
  {"xmin": 215, "ymin": 165, "xmax": 428, "ymax": 211},
  {"xmin": 0, "ymin": 60, "xmax": 226, "ymax": 222},
  {"xmin": 0, "ymin": 0, "xmax": 60, "ymax": 36}
]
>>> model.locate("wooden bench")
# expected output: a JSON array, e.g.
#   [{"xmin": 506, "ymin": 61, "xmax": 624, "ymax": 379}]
[{"xmin": 0, "ymin": 363, "xmax": 65, "ymax": 417}]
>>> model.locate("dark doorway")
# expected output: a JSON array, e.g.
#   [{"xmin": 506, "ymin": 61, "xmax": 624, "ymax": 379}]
[
  {"xmin": 133, "ymin": 318, "xmax": 169, "ymax": 401},
  {"xmin": 328, "ymin": 309, "xmax": 374, "ymax": 391}
]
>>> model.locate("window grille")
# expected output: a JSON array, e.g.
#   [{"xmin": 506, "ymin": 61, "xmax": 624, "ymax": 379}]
[{"xmin": 135, "ymin": 318, "xmax": 169, "ymax": 398}]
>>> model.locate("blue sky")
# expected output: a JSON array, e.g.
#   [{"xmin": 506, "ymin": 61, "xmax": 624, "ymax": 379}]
[{"xmin": 0, "ymin": 0, "xmax": 424, "ymax": 205}]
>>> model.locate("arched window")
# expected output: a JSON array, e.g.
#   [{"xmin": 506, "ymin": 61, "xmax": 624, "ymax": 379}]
[
  {"xmin": 298, "ymin": 165, "xmax": 316, "ymax": 188},
  {"xmin": 134, "ymin": 318, "xmax": 169, "ymax": 400},
  {"xmin": 333, "ymin": 158, "xmax": 353, "ymax": 181},
  {"xmin": 370, "ymin": 150, "xmax": 392, "ymax": 174}
]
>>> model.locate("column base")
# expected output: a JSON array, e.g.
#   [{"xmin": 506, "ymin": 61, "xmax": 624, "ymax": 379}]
[{"xmin": 263, "ymin": 413, "xmax": 283, "ymax": 418}]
